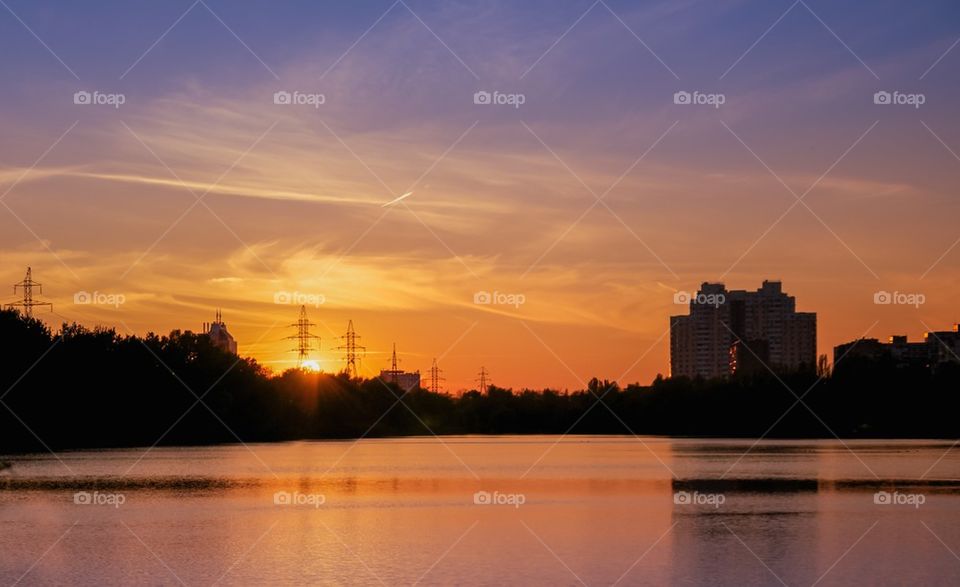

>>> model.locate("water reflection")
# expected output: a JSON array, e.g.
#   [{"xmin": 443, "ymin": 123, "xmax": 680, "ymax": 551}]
[{"xmin": 1, "ymin": 437, "xmax": 959, "ymax": 585}]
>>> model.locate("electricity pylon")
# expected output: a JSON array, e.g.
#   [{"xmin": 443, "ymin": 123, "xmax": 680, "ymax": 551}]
[
  {"xmin": 426, "ymin": 358, "xmax": 444, "ymax": 393},
  {"xmin": 7, "ymin": 267, "xmax": 52, "ymax": 318},
  {"xmin": 337, "ymin": 320, "xmax": 365, "ymax": 377},
  {"xmin": 287, "ymin": 305, "xmax": 319, "ymax": 369},
  {"xmin": 381, "ymin": 343, "xmax": 404, "ymax": 385},
  {"xmin": 477, "ymin": 366, "xmax": 489, "ymax": 394}
]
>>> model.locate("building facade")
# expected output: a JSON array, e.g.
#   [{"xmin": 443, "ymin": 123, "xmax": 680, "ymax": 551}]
[
  {"xmin": 380, "ymin": 370, "xmax": 421, "ymax": 392},
  {"xmin": 834, "ymin": 324, "xmax": 960, "ymax": 370},
  {"xmin": 926, "ymin": 325, "xmax": 960, "ymax": 366},
  {"xmin": 379, "ymin": 343, "xmax": 421, "ymax": 392},
  {"xmin": 670, "ymin": 280, "xmax": 817, "ymax": 379},
  {"xmin": 204, "ymin": 310, "xmax": 238, "ymax": 355}
]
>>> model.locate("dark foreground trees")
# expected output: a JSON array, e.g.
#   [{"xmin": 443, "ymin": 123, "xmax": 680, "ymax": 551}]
[{"xmin": 2, "ymin": 309, "xmax": 959, "ymax": 452}]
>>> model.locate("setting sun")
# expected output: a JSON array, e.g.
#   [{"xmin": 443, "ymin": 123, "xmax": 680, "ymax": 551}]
[{"xmin": 3, "ymin": 1, "xmax": 960, "ymax": 585}]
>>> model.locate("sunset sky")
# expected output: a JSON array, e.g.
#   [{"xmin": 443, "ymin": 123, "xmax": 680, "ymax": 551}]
[{"xmin": 2, "ymin": 0, "xmax": 959, "ymax": 391}]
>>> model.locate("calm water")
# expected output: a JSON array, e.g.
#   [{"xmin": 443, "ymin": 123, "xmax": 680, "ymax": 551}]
[{"xmin": 2, "ymin": 436, "xmax": 960, "ymax": 586}]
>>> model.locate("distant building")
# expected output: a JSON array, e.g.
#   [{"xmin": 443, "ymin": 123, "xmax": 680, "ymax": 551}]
[
  {"xmin": 204, "ymin": 310, "xmax": 238, "ymax": 355},
  {"xmin": 379, "ymin": 343, "xmax": 420, "ymax": 392},
  {"xmin": 834, "ymin": 324, "xmax": 960, "ymax": 370},
  {"xmin": 833, "ymin": 338, "xmax": 889, "ymax": 364},
  {"xmin": 925, "ymin": 325, "xmax": 960, "ymax": 366},
  {"xmin": 670, "ymin": 280, "xmax": 817, "ymax": 379},
  {"xmin": 889, "ymin": 335, "xmax": 932, "ymax": 366}
]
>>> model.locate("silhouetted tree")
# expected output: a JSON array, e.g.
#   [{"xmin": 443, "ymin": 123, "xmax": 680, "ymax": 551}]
[{"xmin": 2, "ymin": 308, "xmax": 959, "ymax": 452}]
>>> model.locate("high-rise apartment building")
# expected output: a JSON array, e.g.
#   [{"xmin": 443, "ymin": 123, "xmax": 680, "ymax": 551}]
[{"xmin": 670, "ymin": 281, "xmax": 816, "ymax": 379}]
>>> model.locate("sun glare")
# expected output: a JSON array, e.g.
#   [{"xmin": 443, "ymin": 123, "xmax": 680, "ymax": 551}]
[{"xmin": 301, "ymin": 360, "xmax": 321, "ymax": 372}]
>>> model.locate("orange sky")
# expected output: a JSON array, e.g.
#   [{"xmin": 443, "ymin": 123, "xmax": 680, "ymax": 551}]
[{"xmin": 2, "ymin": 1, "xmax": 959, "ymax": 390}]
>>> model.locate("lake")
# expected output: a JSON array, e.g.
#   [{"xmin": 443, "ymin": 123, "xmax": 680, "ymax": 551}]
[{"xmin": 2, "ymin": 436, "xmax": 960, "ymax": 586}]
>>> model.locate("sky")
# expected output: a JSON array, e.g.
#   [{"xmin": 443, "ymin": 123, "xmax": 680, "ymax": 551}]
[{"xmin": 1, "ymin": 0, "xmax": 959, "ymax": 391}]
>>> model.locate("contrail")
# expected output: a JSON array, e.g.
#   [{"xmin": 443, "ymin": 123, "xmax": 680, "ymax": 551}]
[{"xmin": 382, "ymin": 191, "xmax": 413, "ymax": 207}]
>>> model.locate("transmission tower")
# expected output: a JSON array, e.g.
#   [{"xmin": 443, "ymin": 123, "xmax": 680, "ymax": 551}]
[
  {"xmin": 380, "ymin": 342, "xmax": 404, "ymax": 384},
  {"xmin": 390, "ymin": 343, "xmax": 399, "ymax": 372},
  {"xmin": 427, "ymin": 358, "xmax": 445, "ymax": 393},
  {"xmin": 477, "ymin": 366, "xmax": 490, "ymax": 394},
  {"xmin": 337, "ymin": 320, "xmax": 366, "ymax": 377},
  {"xmin": 287, "ymin": 305, "xmax": 319, "ymax": 369},
  {"xmin": 6, "ymin": 267, "xmax": 52, "ymax": 318}
]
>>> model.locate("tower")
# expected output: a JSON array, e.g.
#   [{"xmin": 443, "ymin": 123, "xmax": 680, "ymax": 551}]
[
  {"xmin": 427, "ymin": 358, "xmax": 444, "ymax": 393},
  {"xmin": 7, "ymin": 267, "xmax": 52, "ymax": 318},
  {"xmin": 378, "ymin": 343, "xmax": 421, "ymax": 391},
  {"xmin": 477, "ymin": 366, "xmax": 489, "ymax": 394},
  {"xmin": 287, "ymin": 305, "xmax": 319, "ymax": 369},
  {"xmin": 205, "ymin": 309, "xmax": 238, "ymax": 355},
  {"xmin": 381, "ymin": 342, "xmax": 401, "ymax": 382},
  {"xmin": 337, "ymin": 320, "xmax": 365, "ymax": 378}
]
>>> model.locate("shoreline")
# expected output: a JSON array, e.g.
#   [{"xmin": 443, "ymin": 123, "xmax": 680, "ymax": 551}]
[{"xmin": 4, "ymin": 433, "xmax": 960, "ymax": 457}]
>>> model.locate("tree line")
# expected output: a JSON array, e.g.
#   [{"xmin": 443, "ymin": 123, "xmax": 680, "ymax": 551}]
[{"xmin": 2, "ymin": 309, "xmax": 960, "ymax": 452}]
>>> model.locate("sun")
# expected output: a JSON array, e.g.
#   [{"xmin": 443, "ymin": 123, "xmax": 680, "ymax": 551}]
[{"xmin": 301, "ymin": 360, "xmax": 321, "ymax": 372}]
